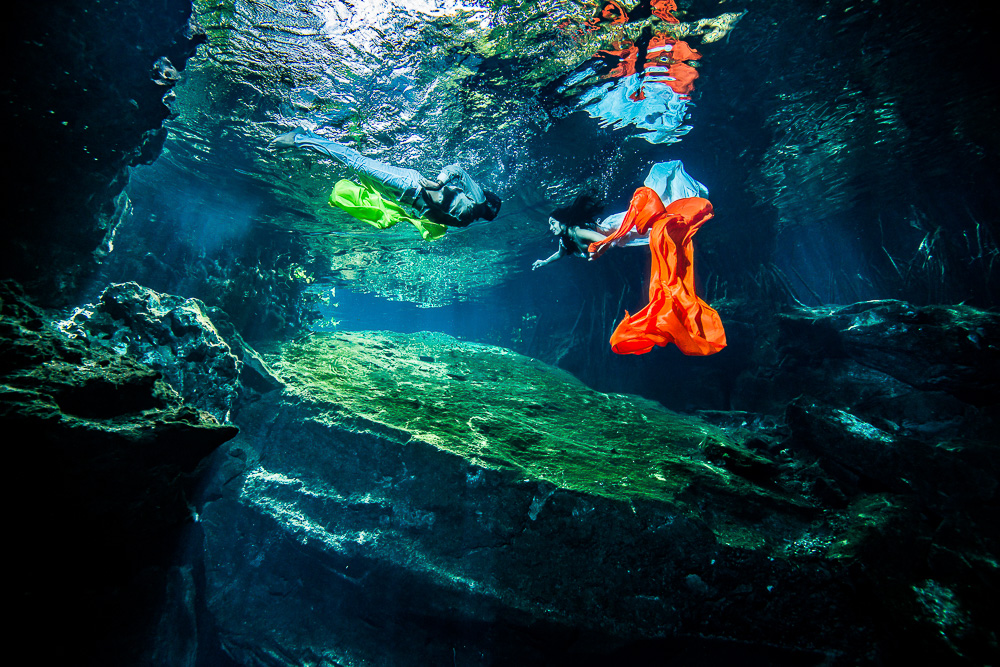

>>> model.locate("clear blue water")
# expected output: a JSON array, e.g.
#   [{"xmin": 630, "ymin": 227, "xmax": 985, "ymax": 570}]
[
  {"xmin": 117, "ymin": 0, "xmax": 997, "ymax": 322},
  {"xmin": 90, "ymin": 0, "xmax": 998, "ymax": 410}
]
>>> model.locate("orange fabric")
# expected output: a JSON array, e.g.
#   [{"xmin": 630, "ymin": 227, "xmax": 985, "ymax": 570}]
[
  {"xmin": 598, "ymin": 36, "xmax": 700, "ymax": 97},
  {"xmin": 668, "ymin": 40, "xmax": 700, "ymax": 62},
  {"xmin": 589, "ymin": 187, "xmax": 726, "ymax": 356},
  {"xmin": 586, "ymin": 0, "xmax": 629, "ymax": 28},
  {"xmin": 599, "ymin": 0, "xmax": 629, "ymax": 24},
  {"xmin": 663, "ymin": 62, "xmax": 699, "ymax": 95},
  {"xmin": 651, "ymin": 0, "xmax": 680, "ymax": 23},
  {"xmin": 599, "ymin": 43, "xmax": 640, "ymax": 79}
]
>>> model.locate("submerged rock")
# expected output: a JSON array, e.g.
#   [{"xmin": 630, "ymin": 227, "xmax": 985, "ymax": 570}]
[
  {"xmin": 0, "ymin": 280, "xmax": 238, "ymax": 664},
  {"xmin": 722, "ymin": 298, "xmax": 1000, "ymax": 665},
  {"xmin": 734, "ymin": 299, "xmax": 999, "ymax": 437},
  {"xmin": 787, "ymin": 300, "xmax": 1000, "ymax": 406},
  {"xmin": 67, "ymin": 281, "xmax": 282, "ymax": 421},
  {"xmin": 199, "ymin": 330, "xmax": 948, "ymax": 665}
]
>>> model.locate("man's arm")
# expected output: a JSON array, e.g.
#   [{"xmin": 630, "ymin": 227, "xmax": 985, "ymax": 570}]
[
  {"xmin": 436, "ymin": 164, "xmax": 464, "ymax": 185},
  {"xmin": 435, "ymin": 164, "xmax": 486, "ymax": 205},
  {"xmin": 421, "ymin": 164, "xmax": 466, "ymax": 192},
  {"xmin": 419, "ymin": 176, "xmax": 445, "ymax": 190}
]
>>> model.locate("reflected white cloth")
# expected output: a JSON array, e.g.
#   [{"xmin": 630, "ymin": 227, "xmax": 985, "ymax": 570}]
[
  {"xmin": 578, "ymin": 73, "xmax": 692, "ymax": 145},
  {"xmin": 595, "ymin": 161, "xmax": 709, "ymax": 247}
]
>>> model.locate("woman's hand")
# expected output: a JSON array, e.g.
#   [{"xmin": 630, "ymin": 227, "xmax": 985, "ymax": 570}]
[{"xmin": 588, "ymin": 242, "xmax": 610, "ymax": 260}]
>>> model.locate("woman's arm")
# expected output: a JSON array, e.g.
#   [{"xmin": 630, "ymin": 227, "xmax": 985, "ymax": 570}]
[
  {"xmin": 567, "ymin": 226, "xmax": 613, "ymax": 261},
  {"xmin": 588, "ymin": 187, "xmax": 663, "ymax": 253},
  {"xmin": 571, "ymin": 227, "xmax": 610, "ymax": 245},
  {"xmin": 532, "ymin": 246, "xmax": 567, "ymax": 270}
]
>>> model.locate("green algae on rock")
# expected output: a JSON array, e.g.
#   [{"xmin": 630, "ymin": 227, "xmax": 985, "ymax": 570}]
[
  {"xmin": 269, "ymin": 331, "xmax": 749, "ymax": 498},
  {"xmin": 262, "ymin": 330, "xmax": 832, "ymax": 549},
  {"xmin": 203, "ymin": 330, "xmax": 908, "ymax": 663}
]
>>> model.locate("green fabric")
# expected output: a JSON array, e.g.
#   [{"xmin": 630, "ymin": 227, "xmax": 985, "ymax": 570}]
[{"xmin": 328, "ymin": 179, "xmax": 447, "ymax": 241}]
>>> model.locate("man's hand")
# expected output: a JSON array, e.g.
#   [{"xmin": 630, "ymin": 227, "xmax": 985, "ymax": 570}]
[{"xmin": 419, "ymin": 177, "xmax": 445, "ymax": 191}]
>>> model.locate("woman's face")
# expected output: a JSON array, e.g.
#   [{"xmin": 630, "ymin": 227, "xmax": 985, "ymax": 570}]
[{"xmin": 548, "ymin": 217, "xmax": 564, "ymax": 235}]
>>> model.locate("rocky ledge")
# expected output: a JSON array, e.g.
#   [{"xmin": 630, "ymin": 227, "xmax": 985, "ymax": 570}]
[
  {"xmin": 1, "ymin": 280, "xmax": 239, "ymax": 664},
  {"xmin": 198, "ymin": 326, "xmax": 997, "ymax": 666},
  {"xmin": 65, "ymin": 281, "xmax": 282, "ymax": 422}
]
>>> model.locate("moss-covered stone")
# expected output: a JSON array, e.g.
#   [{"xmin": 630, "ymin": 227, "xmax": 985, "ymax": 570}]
[
  {"xmin": 266, "ymin": 331, "xmax": 811, "ymax": 525},
  {"xmin": 192, "ymin": 323, "xmax": 1000, "ymax": 664},
  {"xmin": 202, "ymin": 330, "xmax": 920, "ymax": 664},
  {"xmin": 67, "ymin": 282, "xmax": 283, "ymax": 421}
]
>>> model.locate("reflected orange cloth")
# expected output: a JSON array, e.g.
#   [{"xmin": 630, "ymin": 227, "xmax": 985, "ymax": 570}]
[
  {"xmin": 589, "ymin": 187, "xmax": 726, "ymax": 356},
  {"xmin": 598, "ymin": 0, "xmax": 628, "ymax": 24},
  {"xmin": 668, "ymin": 40, "xmax": 701, "ymax": 62},
  {"xmin": 651, "ymin": 0, "xmax": 680, "ymax": 23},
  {"xmin": 598, "ymin": 36, "xmax": 701, "ymax": 97},
  {"xmin": 663, "ymin": 62, "xmax": 699, "ymax": 95}
]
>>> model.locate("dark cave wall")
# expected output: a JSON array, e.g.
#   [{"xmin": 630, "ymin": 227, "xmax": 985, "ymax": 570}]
[
  {"xmin": 1, "ymin": 280, "xmax": 239, "ymax": 665},
  {"xmin": 679, "ymin": 0, "xmax": 1000, "ymax": 308},
  {"xmin": 1, "ymin": 0, "xmax": 204, "ymax": 304}
]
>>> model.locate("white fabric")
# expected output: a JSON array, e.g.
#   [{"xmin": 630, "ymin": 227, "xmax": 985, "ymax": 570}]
[
  {"xmin": 578, "ymin": 73, "xmax": 692, "ymax": 145},
  {"xmin": 595, "ymin": 161, "xmax": 709, "ymax": 247}
]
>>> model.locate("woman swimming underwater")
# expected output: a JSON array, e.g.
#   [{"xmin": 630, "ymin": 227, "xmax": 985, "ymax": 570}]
[
  {"xmin": 534, "ymin": 161, "xmax": 726, "ymax": 357},
  {"xmin": 532, "ymin": 194, "xmax": 611, "ymax": 269}
]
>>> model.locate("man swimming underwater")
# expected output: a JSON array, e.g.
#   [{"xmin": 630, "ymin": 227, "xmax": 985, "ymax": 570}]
[{"xmin": 270, "ymin": 128, "xmax": 501, "ymax": 239}]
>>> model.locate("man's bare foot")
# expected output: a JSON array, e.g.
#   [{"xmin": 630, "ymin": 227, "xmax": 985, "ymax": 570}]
[{"xmin": 268, "ymin": 128, "xmax": 306, "ymax": 151}]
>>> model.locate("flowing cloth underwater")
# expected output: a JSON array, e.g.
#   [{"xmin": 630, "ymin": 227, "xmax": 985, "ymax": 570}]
[
  {"xmin": 329, "ymin": 179, "xmax": 447, "ymax": 241},
  {"xmin": 589, "ymin": 188, "xmax": 726, "ymax": 356}
]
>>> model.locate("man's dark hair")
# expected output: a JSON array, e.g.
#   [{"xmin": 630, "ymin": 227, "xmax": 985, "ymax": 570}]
[{"xmin": 482, "ymin": 190, "xmax": 502, "ymax": 220}]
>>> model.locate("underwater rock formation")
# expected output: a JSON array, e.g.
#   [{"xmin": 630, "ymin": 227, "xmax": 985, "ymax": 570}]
[
  {"xmin": 0, "ymin": 280, "xmax": 238, "ymax": 664},
  {"xmin": 718, "ymin": 298, "xmax": 1000, "ymax": 664},
  {"xmin": 67, "ymin": 281, "xmax": 282, "ymax": 421},
  {"xmin": 734, "ymin": 299, "xmax": 1000, "ymax": 432},
  {"xmin": 825, "ymin": 300, "xmax": 1000, "ymax": 405},
  {"xmin": 2, "ymin": 1, "xmax": 204, "ymax": 301},
  {"xmin": 194, "ymin": 329, "xmax": 997, "ymax": 665}
]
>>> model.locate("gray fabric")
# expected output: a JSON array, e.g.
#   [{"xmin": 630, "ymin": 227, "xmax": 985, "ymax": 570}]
[
  {"xmin": 293, "ymin": 133, "xmax": 428, "ymax": 213},
  {"xmin": 434, "ymin": 163, "xmax": 486, "ymax": 224}
]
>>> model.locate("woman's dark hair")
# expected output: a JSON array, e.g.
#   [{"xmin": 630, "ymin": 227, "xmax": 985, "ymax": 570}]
[
  {"xmin": 550, "ymin": 193, "xmax": 604, "ymax": 229},
  {"xmin": 482, "ymin": 190, "xmax": 502, "ymax": 220}
]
